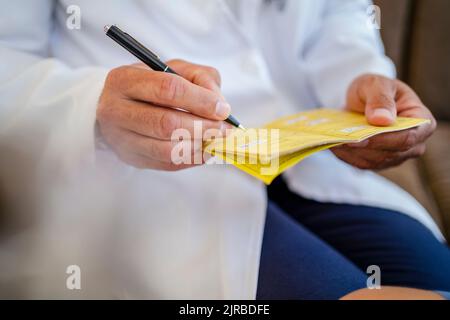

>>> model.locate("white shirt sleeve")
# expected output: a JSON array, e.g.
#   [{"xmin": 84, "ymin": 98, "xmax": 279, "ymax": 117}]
[
  {"xmin": 304, "ymin": 0, "xmax": 396, "ymax": 109},
  {"xmin": 0, "ymin": 0, "xmax": 108, "ymax": 173}
]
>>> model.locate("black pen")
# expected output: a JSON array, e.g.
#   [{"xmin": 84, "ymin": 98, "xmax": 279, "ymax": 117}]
[{"xmin": 104, "ymin": 25, "xmax": 245, "ymax": 130}]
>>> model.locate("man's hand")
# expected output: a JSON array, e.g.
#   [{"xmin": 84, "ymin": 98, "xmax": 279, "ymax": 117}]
[
  {"xmin": 332, "ymin": 74, "xmax": 436, "ymax": 170},
  {"xmin": 97, "ymin": 60, "xmax": 231, "ymax": 170}
]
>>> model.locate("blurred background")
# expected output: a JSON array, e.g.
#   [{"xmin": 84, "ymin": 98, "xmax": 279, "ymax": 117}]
[
  {"xmin": 374, "ymin": 0, "xmax": 450, "ymax": 240},
  {"xmin": 0, "ymin": 1, "xmax": 449, "ymax": 298}
]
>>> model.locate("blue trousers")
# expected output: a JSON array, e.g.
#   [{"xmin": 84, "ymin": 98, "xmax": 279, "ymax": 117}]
[{"xmin": 257, "ymin": 178, "xmax": 450, "ymax": 300}]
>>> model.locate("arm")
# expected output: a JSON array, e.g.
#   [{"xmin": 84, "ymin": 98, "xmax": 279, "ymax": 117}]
[
  {"xmin": 305, "ymin": 0, "xmax": 435, "ymax": 170},
  {"xmin": 0, "ymin": 0, "xmax": 108, "ymax": 172},
  {"xmin": 0, "ymin": 1, "xmax": 230, "ymax": 174}
]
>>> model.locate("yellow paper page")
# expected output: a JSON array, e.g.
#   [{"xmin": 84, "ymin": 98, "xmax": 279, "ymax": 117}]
[
  {"xmin": 208, "ymin": 109, "xmax": 429, "ymax": 162},
  {"xmin": 265, "ymin": 108, "xmax": 430, "ymax": 142},
  {"xmin": 207, "ymin": 129, "xmax": 345, "ymax": 162},
  {"xmin": 213, "ymin": 143, "xmax": 340, "ymax": 185},
  {"xmin": 205, "ymin": 108, "xmax": 430, "ymax": 184}
]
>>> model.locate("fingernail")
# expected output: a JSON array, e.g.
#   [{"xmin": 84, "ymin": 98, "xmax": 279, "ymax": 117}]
[
  {"xmin": 347, "ymin": 140, "xmax": 369, "ymax": 148},
  {"xmin": 372, "ymin": 109, "xmax": 394, "ymax": 122},
  {"xmin": 215, "ymin": 100, "xmax": 231, "ymax": 119}
]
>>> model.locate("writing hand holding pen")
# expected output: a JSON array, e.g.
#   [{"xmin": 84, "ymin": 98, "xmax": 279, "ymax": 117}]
[
  {"xmin": 105, "ymin": 25, "xmax": 245, "ymax": 130},
  {"xmin": 97, "ymin": 58, "xmax": 233, "ymax": 171}
]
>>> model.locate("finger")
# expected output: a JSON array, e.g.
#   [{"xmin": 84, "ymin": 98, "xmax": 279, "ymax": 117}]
[
  {"xmin": 333, "ymin": 143, "xmax": 426, "ymax": 170},
  {"xmin": 117, "ymin": 129, "xmax": 205, "ymax": 164},
  {"xmin": 332, "ymin": 147, "xmax": 373, "ymax": 170},
  {"xmin": 333, "ymin": 146, "xmax": 399, "ymax": 170},
  {"xmin": 167, "ymin": 59, "xmax": 222, "ymax": 95},
  {"xmin": 349, "ymin": 124, "xmax": 432, "ymax": 152},
  {"xmin": 101, "ymin": 99, "xmax": 228, "ymax": 140},
  {"xmin": 116, "ymin": 151, "xmax": 197, "ymax": 171},
  {"xmin": 347, "ymin": 75, "xmax": 397, "ymax": 126},
  {"xmin": 395, "ymin": 81, "xmax": 428, "ymax": 115},
  {"xmin": 394, "ymin": 81, "xmax": 438, "ymax": 128},
  {"xmin": 116, "ymin": 66, "xmax": 230, "ymax": 120},
  {"xmin": 364, "ymin": 77, "xmax": 398, "ymax": 126},
  {"xmin": 133, "ymin": 60, "xmax": 222, "ymax": 94}
]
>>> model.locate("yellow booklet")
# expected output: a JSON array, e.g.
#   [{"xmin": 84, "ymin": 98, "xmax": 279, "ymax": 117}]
[{"xmin": 204, "ymin": 109, "xmax": 429, "ymax": 185}]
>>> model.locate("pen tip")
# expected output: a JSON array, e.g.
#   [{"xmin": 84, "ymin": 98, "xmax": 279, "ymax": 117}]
[
  {"xmin": 238, "ymin": 125, "xmax": 247, "ymax": 131},
  {"xmin": 104, "ymin": 25, "xmax": 111, "ymax": 33}
]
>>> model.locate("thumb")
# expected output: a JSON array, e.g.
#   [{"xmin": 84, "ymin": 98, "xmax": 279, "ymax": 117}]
[{"xmin": 363, "ymin": 79, "xmax": 398, "ymax": 126}]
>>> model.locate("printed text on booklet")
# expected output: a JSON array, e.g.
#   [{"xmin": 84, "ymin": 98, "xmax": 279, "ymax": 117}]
[{"xmin": 205, "ymin": 109, "xmax": 430, "ymax": 184}]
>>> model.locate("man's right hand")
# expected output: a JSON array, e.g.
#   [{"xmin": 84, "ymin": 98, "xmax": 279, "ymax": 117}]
[{"xmin": 97, "ymin": 59, "xmax": 231, "ymax": 171}]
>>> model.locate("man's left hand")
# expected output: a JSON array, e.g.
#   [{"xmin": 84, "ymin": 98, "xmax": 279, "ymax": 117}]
[{"xmin": 332, "ymin": 74, "xmax": 436, "ymax": 170}]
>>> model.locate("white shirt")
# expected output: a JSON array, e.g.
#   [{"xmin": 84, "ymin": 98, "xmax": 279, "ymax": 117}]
[{"xmin": 0, "ymin": 0, "xmax": 443, "ymax": 299}]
